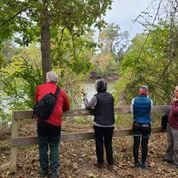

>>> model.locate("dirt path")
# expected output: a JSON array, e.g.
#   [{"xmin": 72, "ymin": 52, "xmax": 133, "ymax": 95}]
[{"xmin": 0, "ymin": 122, "xmax": 178, "ymax": 178}]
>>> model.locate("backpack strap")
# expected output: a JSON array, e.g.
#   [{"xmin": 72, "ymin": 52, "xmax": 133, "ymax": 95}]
[
  {"xmin": 55, "ymin": 86, "xmax": 60, "ymax": 97},
  {"xmin": 32, "ymin": 86, "xmax": 60, "ymax": 119}
]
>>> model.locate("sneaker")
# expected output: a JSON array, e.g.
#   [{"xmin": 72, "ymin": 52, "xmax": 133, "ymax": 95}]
[
  {"xmin": 141, "ymin": 163, "xmax": 149, "ymax": 169},
  {"xmin": 134, "ymin": 161, "xmax": 141, "ymax": 168}
]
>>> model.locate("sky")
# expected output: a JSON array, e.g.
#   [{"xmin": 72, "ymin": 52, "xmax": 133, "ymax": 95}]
[{"xmin": 104, "ymin": 0, "xmax": 154, "ymax": 39}]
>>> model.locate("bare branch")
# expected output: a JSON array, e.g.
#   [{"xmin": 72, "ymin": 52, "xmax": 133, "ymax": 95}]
[
  {"xmin": 58, "ymin": 27, "xmax": 66, "ymax": 47},
  {"xmin": 0, "ymin": 7, "xmax": 29, "ymax": 26},
  {"xmin": 135, "ymin": 0, "xmax": 163, "ymax": 65},
  {"xmin": 71, "ymin": 33, "xmax": 77, "ymax": 60}
]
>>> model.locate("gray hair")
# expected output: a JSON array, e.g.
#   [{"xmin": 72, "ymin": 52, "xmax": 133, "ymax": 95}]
[
  {"xmin": 46, "ymin": 71, "xmax": 58, "ymax": 83},
  {"xmin": 95, "ymin": 78, "xmax": 107, "ymax": 92},
  {"xmin": 140, "ymin": 85, "xmax": 148, "ymax": 90}
]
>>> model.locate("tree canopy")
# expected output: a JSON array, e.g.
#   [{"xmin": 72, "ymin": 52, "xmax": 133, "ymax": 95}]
[{"xmin": 0, "ymin": 0, "xmax": 112, "ymax": 80}]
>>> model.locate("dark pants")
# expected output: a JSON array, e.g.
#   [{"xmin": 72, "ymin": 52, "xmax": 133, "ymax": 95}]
[
  {"xmin": 37, "ymin": 122, "xmax": 61, "ymax": 173},
  {"xmin": 94, "ymin": 125, "xmax": 114, "ymax": 165},
  {"xmin": 132, "ymin": 123, "xmax": 151, "ymax": 164}
]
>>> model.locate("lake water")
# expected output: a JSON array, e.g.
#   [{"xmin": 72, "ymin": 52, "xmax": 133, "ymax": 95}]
[
  {"xmin": 81, "ymin": 80, "xmax": 117, "ymax": 108},
  {"xmin": 0, "ymin": 80, "xmax": 117, "ymax": 123}
]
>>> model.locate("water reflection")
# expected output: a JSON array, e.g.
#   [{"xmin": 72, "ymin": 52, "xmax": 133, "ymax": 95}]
[{"xmin": 81, "ymin": 80, "xmax": 117, "ymax": 108}]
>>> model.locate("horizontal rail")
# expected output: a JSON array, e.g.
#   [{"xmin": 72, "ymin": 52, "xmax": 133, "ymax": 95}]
[
  {"xmin": 11, "ymin": 127, "xmax": 164, "ymax": 147},
  {"xmin": 13, "ymin": 105, "xmax": 170, "ymax": 120},
  {"xmin": 10, "ymin": 105, "xmax": 168, "ymax": 173}
]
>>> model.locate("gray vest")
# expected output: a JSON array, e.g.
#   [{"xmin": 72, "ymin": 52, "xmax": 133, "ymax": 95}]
[{"xmin": 94, "ymin": 92, "xmax": 115, "ymax": 125}]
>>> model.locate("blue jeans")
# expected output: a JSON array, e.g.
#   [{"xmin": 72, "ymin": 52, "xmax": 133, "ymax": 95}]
[{"xmin": 37, "ymin": 122, "xmax": 61, "ymax": 173}]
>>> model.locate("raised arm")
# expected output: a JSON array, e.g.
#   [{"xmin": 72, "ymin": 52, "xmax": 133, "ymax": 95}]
[{"xmin": 83, "ymin": 95, "xmax": 97, "ymax": 110}]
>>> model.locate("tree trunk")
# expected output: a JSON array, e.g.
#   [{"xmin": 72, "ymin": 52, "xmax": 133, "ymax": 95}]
[{"xmin": 41, "ymin": 0, "xmax": 51, "ymax": 82}]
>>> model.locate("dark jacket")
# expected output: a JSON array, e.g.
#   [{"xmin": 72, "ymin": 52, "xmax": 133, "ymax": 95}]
[{"xmin": 94, "ymin": 92, "xmax": 115, "ymax": 126}]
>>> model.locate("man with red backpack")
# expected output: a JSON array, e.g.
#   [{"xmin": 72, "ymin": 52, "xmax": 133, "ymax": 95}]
[
  {"xmin": 164, "ymin": 86, "xmax": 178, "ymax": 167},
  {"xmin": 35, "ymin": 71, "xmax": 70, "ymax": 178}
]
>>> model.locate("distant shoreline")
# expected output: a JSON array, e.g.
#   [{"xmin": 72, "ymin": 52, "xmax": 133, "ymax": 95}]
[{"xmin": 88, "ymin": 72, "xmax": 119, "ymax": 81}]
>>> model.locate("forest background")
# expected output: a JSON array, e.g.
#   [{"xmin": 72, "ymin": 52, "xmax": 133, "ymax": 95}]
[
  {"xmin": 0, "ymin": 0, "xmax": 178, "ymax": 124},
  {"xmin": 1, "ymin": 0, "xmax": 178, "ymax": 177}
]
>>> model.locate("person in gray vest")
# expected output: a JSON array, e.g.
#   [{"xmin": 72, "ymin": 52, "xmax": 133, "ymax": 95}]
[
  {"xmin": 130, "ymin": 85, "xmax": 153, "ymax": 169},
  {"xmin": 83, "ymin": 79, "xmax": 115, "ymax": 169}
]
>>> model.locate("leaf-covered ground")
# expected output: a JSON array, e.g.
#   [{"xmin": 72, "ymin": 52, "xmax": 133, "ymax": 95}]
[{"xmin": 0, "ymin": 121, "xmax": 178, "ymax": 178}]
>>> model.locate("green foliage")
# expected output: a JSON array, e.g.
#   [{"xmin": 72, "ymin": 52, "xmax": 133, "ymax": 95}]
[
  {"xmin": 75, "ymin": 116, "xmax": 92, "ymax": 124},
  {"xmin": 0, "ymin": 40, "xmax": 20, "ymax": 68},
  {"xmin": 0, "ymin": 143, "xmax": 10, "ymax": 152},
  {"xmin": 0, "ymin": 0, "xmax": 113, "ymax": 121},
  {"xmin": 0, "ymin": 43, "xmax": 88, "ymax": 116},
  {"xmin": 56, "ymin": 67, "xmax": 86, "ymax": 108},
  {"xmin": 90, "ymin": 23, "xmax": 128, "ymax": 78},
  {"xmin": 0, "ymin": 0, "xmax": 112, "ymax": 78},
  {"xmin": 0, "ymin": 37, "xmax": 93, "ymax": 116},
  {"xmin": 91, "ymin": 52, "xmax": 119, "ymax": 77},
  {"xmin": 114, "ymin": 22, "xmax": 178, "ymax": 105},
  {"xmin": 98, "ymin": 23, "xmax": 128, "ymax": 55},
  {"xmin": 0, "ymin": 44, "xmax": 42, "ymax": 110},
  {"xmin": 0, "ymin": 0, "xmax": 112, "ymax": 47},
  {"xmin": 115, "ymin": 114, "xmax": 132, "ymax": 129},
  {"xmin": 0, "ymin": 54, "xmax": 6, "ymax": 68},
  {"xmin": 51, "ymin": 28, "xmax": 94, "ymax": 75},
  {"xmin": 0, "ymin": 100, "xmax": 11, "ymax": 122}
]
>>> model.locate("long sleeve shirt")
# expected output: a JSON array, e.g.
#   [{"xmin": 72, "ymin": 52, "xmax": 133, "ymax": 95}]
[{"xmin": 83, "ymin": 95, "xmax": 97, "ymax": 109}]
